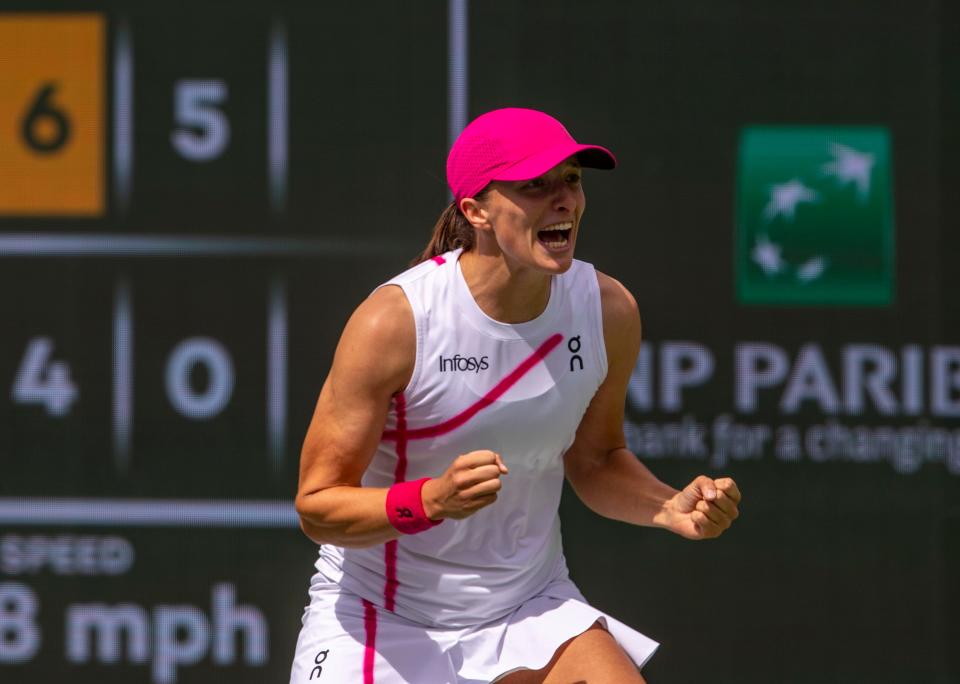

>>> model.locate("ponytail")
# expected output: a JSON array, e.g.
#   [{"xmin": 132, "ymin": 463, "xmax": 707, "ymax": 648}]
[{"xmin": 412, "ymin": 188, "xmax": 489, "ymax": 266}]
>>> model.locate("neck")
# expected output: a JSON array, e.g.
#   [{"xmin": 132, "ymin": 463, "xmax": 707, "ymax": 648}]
[{"xmin": 458, "ymin": 249, "xmax": 552, "ymax": 324}]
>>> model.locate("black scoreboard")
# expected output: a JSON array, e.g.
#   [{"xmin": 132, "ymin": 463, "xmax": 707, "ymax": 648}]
[{"xmin": 0, "ymin": 4, "xmax": 452, "ymax": 682}]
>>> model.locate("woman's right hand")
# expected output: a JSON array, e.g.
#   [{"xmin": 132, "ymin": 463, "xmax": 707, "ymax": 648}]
[{"xmin": 421, "ymin": 451, "xmax": 509, "ymax": 520}]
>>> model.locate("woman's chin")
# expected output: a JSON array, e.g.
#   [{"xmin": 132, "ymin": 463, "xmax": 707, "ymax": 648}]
[{"xmin": 535, "ymin": 242, "xmax": 576, "ymax": 272}]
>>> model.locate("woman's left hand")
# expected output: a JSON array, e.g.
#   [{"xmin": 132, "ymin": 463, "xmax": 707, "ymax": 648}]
[{"xmin": 661, "ymin": 476, "xmax": 741, "ymax": 540}]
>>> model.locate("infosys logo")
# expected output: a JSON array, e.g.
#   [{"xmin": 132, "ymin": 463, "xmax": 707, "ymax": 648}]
[{"xmin": 438, "ymin": 354, "xmax": 490, "ymax": 373}]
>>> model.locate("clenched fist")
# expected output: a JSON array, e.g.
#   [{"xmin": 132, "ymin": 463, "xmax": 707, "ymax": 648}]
[
  {"xmin": 661, "ymin": 475, "xmax": 741, "ymax": 540},
  {"xmin": 421, "ymin": 450, "xmax": 509, "ymax": 520}
]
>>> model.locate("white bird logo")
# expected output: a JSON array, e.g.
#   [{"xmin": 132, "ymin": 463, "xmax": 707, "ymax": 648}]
[
  {"xmin": 821, "ymin": 142, "xmax": 875, "ymax": 201},
  {"xmin": 797, "ymin": 256, "xmax": 828, "ymax": 282},
  {"xmin": 751, "ymin": 234, "xmax": 786, "ymax": 276},
  {"xmin": 763, "ymin": 179, "xmax": 819, "ymax": 222}
]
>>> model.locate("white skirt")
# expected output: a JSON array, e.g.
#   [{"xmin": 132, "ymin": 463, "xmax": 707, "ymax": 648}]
[{"xmin": 289, "ymin": 573, "xmax": 659, "ymax": 684}]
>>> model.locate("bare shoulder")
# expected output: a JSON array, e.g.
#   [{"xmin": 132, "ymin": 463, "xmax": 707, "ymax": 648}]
[
  {"xmin": 346, "ymin": 284, "xmax": 415, "ymax": 342},
  {"xmin": 333, "ymin": 284, "xmax": 416, "ymax": 395},
  {"xmin": 595, "ymin": 270, "xmax": 641, "ymax": 346}
]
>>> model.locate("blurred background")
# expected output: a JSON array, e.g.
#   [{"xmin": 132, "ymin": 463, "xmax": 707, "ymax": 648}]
[{"xmin": 1, "ymin": 1, "xmax": 957, "ymax": 682}]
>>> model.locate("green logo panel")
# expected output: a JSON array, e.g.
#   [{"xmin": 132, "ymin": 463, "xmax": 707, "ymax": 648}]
[{"xmin": 736, "ymin": 126, "xmax": 894, "ymax": 306}]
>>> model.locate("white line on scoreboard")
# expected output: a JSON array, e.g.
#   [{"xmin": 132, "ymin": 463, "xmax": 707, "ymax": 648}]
[
  {"xmin": 448, "ymin": 0, "xmax": 469, "ymax": 153},
  {"xmin": 267, "ymin": 276, "xmax": 288, "ymax": 473},
  {"xmin": 113, "ymin": 278, "xmax": 133, "ymax": 472},
  {"xmin": 0, "ymin": 497, "xmax": 300, "ymax": 528},
  {"xmin": 113, "ymin": 16, "xmax": 134, "ymax": 215},
  {"xmin": 0, "ymin": 233, "xmax": 411, "ymax": 257},
  {"xmin": 268, "ymin": 19, "xmax": 288, "ymax": 214}
]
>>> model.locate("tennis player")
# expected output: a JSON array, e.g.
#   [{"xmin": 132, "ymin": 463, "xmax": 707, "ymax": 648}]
[{"xmin": 290, "ymin": 108, "xmax": 741, "ymax": 684}]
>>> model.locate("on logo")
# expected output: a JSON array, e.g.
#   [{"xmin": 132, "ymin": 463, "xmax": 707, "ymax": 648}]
[
  {"xmin": 568, "ymin": 336, "xmax": 584, "ymax": 372},
  {"xmin": 310, "ymin": 649, "xmax": 329, "ymax": 680}
]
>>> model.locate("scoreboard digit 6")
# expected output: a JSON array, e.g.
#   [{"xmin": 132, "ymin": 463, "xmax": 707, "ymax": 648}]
[{"xmin": 0, "ymin": 14, "xmax": 105, "ymax": 215}]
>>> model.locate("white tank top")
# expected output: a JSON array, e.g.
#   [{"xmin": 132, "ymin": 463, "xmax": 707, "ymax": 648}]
[{"xmin": 315, "ymin": 248, "xmax": 608, "ymax": 628}]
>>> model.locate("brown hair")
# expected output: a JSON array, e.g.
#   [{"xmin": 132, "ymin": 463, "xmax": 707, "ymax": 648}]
[{"xmin": 412, "ymin": 188, "xmax": 490, "ymax": 265}]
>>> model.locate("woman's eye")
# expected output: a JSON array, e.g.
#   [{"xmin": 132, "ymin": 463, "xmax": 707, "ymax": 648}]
[
  {"xmin": 524, "ymin": 179, "xmax": 546, "ymax": 190},
  {"xmin": 566, "ymin": 174, "xmax": 582, "ymax": 184}
]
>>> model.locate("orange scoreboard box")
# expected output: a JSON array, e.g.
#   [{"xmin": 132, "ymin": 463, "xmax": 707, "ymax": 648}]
[{"xmin": 0, "ymin": 13, "xmax": 104, "ymax": 216}]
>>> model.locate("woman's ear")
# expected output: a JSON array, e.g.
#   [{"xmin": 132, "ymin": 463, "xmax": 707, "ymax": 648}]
[{"xmin": 459, "ymin": 197, "xmax": 490, "ymax": 231}]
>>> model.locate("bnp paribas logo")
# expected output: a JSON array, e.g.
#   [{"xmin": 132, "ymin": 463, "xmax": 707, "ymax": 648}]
[{"xmin": 736, "ymin": 127, "xmax": 894, "ymax": 306}]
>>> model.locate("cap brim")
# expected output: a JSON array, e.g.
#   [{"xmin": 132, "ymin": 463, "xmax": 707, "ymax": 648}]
[{"xmin": 492, "ymin": 142, "xmax": 616, "ymax": 182}]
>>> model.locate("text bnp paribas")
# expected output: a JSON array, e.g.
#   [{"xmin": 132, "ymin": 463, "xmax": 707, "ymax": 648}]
[{"xmin": 624, "ymin": 341, "xmax": 960, "ymax": 476}]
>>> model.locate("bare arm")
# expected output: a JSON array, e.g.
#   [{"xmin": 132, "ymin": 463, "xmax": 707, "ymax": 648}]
[
  {"xmin": 563, "ymin": 272, "xmax": 741, "ymax": 539},
  {"xmin": 295, "ymin": 285, "xmax": 416, "ymax": 547},
  {"xmin": 296, "ymin": 285, "xmax": 509, "ymax": 549}
]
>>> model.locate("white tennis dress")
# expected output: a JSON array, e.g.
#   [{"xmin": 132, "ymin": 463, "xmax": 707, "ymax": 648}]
[{"xmin": 290, "ymin": 249, "xmax": 658, "ymax": 683}]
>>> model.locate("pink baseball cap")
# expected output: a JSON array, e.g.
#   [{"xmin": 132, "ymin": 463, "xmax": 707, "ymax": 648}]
[{"xmin": 446, "ymin": 108, "xmax": 616, "ymax": 203}]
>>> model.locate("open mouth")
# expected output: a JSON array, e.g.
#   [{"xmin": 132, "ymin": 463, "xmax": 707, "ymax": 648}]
[{"xmin": 537, "ymin": 222, "xmax": 573, "ymax": 250}]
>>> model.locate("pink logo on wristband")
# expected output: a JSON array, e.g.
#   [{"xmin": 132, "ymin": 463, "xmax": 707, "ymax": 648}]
[{"xmin": 386, "ymin": 478, "xmax": 443, "ymax": 534}]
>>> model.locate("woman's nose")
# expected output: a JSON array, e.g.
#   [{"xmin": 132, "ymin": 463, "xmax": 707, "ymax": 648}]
[{"xmin": 552, "ymin": 181, "xmax": 576, "ymax": 212}]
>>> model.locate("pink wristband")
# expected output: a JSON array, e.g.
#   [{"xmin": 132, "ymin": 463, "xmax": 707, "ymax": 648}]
[{"xmin": 386, "ymin": 478, "xmax": 443, "ymax": 534}]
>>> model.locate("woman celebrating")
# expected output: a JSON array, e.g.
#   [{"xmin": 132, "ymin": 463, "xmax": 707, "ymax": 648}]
[{"xmin": 290, "ymin": 108, "xmax": 741, "ymax": 684}]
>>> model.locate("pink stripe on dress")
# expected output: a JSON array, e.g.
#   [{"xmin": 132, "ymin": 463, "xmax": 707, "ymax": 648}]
[
  {"xmin": 384, "ymin": 392, "xmax": 407, "ymax": 611},
  {"xmin": 382, "ymin": 333, "xmax": 563, "ymax": 441},
  {"xmin": 362, "ymin": 598, "xmax": 377, "ymax": 683}
]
